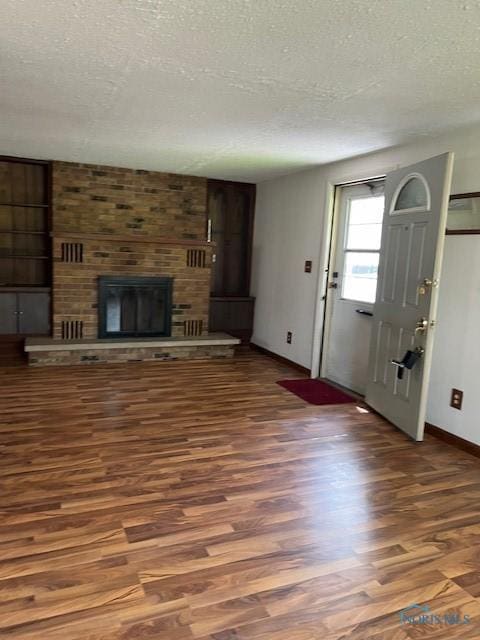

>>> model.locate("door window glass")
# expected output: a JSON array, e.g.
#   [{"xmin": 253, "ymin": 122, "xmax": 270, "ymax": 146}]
[
  {"xmin": 343, "ymin": 252, "xmax": 380, "ymax": 303},
  {"xmin": 342, "ymin": 195, "xmax": 384, "ymax": 303},
  {"xmin": 393, "ymin": 176, "xmax": 429, "ymax": 212}
]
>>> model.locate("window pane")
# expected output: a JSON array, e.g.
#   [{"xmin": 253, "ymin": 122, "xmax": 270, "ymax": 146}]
[
  {"xmin": 342, "ymin": 252, "xmax": 379, "ymax": 303},
  {"xmin": 346, "ymin": 223, "xmax": 383, "ymax": 250},
  {"xmin": 394, "ymin": 177, "xmax": 428, "ymax": 211},
  {"xmin": 349, "ymin": 196, "xmax": 384, "ymax": 225},
  {"xmin": 346, "ymin": 196, "xmax": 384, "ymax": 250}
]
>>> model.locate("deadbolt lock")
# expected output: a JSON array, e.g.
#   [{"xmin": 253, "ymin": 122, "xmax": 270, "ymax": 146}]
[{"xmin": 415, "ymin": 317, "xmax": 428, "ymax": 334}]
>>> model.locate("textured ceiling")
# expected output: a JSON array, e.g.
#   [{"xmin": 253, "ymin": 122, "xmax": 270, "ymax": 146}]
[{"xmin": 2, "ymin": 0, "xmax": 480, "ymax": 182}]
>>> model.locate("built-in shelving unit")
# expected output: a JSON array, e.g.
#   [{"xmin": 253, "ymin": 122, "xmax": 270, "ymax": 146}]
[
  {"xmin": 0, "ymin": 159, "xmax": 50, "ymax": 287},
  {"xmin": 0, "ymin": 158, "xmax": 51, "ymax": 338},
  {"xmin": 207, "ymin": 179, "xmax": 256, "ymax": 343}
]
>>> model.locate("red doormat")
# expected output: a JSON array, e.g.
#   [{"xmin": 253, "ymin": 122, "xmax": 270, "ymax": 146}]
[{"xmin": 277, "ymin": 378, "xmax": 356, "ymax": 405}]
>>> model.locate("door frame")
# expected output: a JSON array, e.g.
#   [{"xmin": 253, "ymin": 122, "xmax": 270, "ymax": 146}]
[
  {"xmin": 319, "ymin": 180, "xmax": 385, "ymax": 387},
  {"xmin": 310, "ymin": 168, "xmax": 390, "ymax": 379},
  {"xmin": 318, "ymin": 181, "xmax": 342, "ymax": 380}
]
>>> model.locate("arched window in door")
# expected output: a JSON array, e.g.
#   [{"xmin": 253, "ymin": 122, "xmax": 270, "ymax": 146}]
[{"xmin": 391, "ymin": 174, "xmax": 430, "ymax": 214}]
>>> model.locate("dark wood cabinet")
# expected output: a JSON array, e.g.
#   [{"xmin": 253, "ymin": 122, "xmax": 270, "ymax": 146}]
[
  {"xmin": 209, "ymin": 297, "xmax": 255, "ymax": 344},
  {"xmin": 0, "ymin": 290, "xmax": 50, "ymax": 335},
  {"xmin": 207, "ymin": 180, "xmax": 255, "ymax": 342},
  {"xmin": 0, "ymin": 292, "xmax": 17, "ymax": 334}
]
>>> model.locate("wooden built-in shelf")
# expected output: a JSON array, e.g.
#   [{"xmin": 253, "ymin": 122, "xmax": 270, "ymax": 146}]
[
  {"xmin": 0, "ymin": 203, "xmax": 48, "ymax": 208},
  {"xmin": 0, "ymin": 286, "xmax": 51, "ymax": 292},
  {"xmin": 0, "ymin": 255, "xmax": 49, "ymax": 260},
  {"xmin": 0, "ymin": 230, "xmax": 47, "ymax": 235},
  {"xmin": 0, "ymin": 157, "xmax": 51, "ymax": 299}
]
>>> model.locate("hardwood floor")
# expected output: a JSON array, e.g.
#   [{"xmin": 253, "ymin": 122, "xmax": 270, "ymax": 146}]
[{"xmin": 1, "ymin": 351, "xmax": 480, "ymax": 639}]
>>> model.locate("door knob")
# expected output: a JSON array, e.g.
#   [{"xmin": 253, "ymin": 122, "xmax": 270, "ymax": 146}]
[
  {"xmin": 418, "ymin": 277, "xmax": 438, "ymax": 295},
  {"xmin": 415, "ymin": 317, "xmax": 428, "ymax": 334}
]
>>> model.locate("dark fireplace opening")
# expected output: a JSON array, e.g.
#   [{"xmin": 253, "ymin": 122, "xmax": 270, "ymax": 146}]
[{"xmin": 98, "ymin": 276, "xmax": 173, "ymax": 339}]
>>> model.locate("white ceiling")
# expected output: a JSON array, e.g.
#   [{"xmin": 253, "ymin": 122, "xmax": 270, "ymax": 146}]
[{"xmin": 2, "ymin": 1, "xmax": 480, "ymax": 182}]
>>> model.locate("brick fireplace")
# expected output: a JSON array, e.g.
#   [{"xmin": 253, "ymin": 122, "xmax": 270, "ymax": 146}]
[
  {"xmin": 51, "ymin": 232, "xmax": 211, "ymax": 341},
  {"xmin": 24, "ymin": 161, "xmax": 239, "ymax": 365}
]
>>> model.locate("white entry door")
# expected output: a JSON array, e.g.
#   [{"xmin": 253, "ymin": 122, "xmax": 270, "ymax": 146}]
[
  {"xmin": 322, "ymin": 182, "xmax": 385, "ymax": 394},
  {"xmin": 366, "ymin": 153, "xmax": 454, "ymax": 441}
]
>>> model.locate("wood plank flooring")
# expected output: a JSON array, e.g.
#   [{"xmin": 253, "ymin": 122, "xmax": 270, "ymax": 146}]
[{"xmin": 1, "ymin": 351, "xmax": 480, "ymax": 638}]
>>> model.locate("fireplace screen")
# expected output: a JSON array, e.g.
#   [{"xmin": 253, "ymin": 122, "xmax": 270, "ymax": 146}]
[{"xmin": 98, "ymin": 276, "xmax": 172, "ymax": 339}]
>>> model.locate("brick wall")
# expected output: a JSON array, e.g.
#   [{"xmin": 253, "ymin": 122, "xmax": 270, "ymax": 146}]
[
  {"xmin": 52, "ymin": 161, "xmax": 207, "ymax": 239},
  {"xmin": 51, "ymin": 161, "xmax": 211, "ymax": 340}
]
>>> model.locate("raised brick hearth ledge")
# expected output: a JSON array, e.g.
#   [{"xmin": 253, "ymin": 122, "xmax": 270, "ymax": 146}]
[{"xmin": 25, "ymin": 333, "xmax": 240, "ymax": 366}]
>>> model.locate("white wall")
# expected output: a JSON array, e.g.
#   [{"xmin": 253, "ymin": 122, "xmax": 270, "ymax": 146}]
[
  {"xmin": 251, "ymin": 123, "xmax": 480, "ymax": 445},
  {"xmin": 251, "ymin": 170, "xmax": 326, "ymax": 367},
  {"xmin": 428, "ymin": 236, "xmax": 480, "ymax": 445}
]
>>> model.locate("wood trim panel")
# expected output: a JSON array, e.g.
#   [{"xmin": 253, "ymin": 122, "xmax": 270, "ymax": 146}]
[
  {"xmin": 425, "ymin": 421, "xmax": 480, "ymax": 459},
  {"xmin": 51, "ymin": 232, "xmax": 214, "ymax": 248},
  {"xmin": 250, "ymin": 342, "xmax": 311, "ymax": 375},
  {"xmin": 446, "ymin": 228, "xmax": 480, "ymax": 235},
  {"xmin": 449, "ymin": 191, "xmax": 480, "ymax": 200},
  {"xmin": 246, "ymin": 183, "xmax": 256, "ymax": 295},
  {"xmin": 0, "ymin": 154, "xmax": 50, "ymax": 165},
  {"xmin": 207, "ymin": 178, "xmax": 256, "ymax": 188}
]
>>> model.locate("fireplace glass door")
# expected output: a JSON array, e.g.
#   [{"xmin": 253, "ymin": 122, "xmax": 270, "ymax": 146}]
[{"xmin": 98, "ymin": 277, "xmax": 172, "ymax": 338}]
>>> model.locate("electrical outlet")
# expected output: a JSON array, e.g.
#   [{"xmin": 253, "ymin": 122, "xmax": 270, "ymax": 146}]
[
  {"xmin": 286, "ymin": 331, "xmax": 292, "ymax": 344},
  {"xmin": 450, "ymin": 388, "xmax": 463, "ymax": 410}
]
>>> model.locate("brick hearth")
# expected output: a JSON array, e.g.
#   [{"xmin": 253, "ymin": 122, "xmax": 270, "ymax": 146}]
[{"xmin": 25, "ymin": 334, "xmax": 240, "ymax": 366}]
